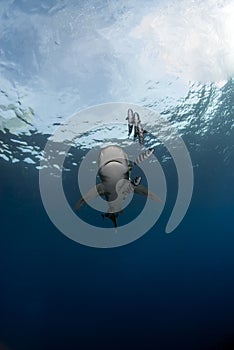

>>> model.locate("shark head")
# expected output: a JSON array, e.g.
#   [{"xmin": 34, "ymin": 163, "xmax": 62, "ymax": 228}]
[
  {"xmin": 98, "ymin": 146, "xmax": 130, "ymax": 203},
  {"xmin": 98, "ymin": 145, "xmax": 129, "ymax": 170}
]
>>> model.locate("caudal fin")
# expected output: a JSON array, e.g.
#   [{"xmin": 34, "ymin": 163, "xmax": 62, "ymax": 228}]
[{"xmin": 102, "ymin": 212, "xmax": 118, "ymax": 232}]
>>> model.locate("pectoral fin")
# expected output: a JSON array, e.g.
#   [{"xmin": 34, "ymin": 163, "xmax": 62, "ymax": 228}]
[
  {"xmin": 134, "ymin": 185, "xmax": 162, "ymax": 203},
  {"xmin": 74, "ymin": 183, "xmax": 105, "ymax": 211}
]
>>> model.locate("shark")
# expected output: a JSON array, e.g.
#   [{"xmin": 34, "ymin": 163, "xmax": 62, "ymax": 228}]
[{"xmin": 74, "ymin": 145, "xmax": 161, "ymax": 229}]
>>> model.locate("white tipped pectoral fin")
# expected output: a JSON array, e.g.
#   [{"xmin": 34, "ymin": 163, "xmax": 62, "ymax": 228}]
[
  {"xmin": 74, "ymin": 183, "xmax": 104, "ymax": 211},
  {"xmin": 148, "ymin": 191, "xmax": 163, "ymax": 204},
  {"xmin": 134, "ymin": 185, "xmax": 162, "ymax": 204}
]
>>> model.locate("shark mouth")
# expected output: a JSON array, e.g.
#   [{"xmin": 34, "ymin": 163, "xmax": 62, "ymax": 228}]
[
  {"xmin": 103, "ymin": 159, "xmax": 124, "ymax": 166},
  {"xmin": 99, "ymin": 159, "xmax": 125, "ymax": 172}
]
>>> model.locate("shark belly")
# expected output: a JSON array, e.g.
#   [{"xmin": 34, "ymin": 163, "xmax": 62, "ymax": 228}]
[{"xmin": 99, "ymin": 161, "xmax": 129, "ymax": 204}]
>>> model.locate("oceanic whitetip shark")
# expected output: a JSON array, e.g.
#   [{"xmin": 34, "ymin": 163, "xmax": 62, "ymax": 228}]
[{"xmin": 74, "ymin": 145, "xmax": 162, "ymax": 229}]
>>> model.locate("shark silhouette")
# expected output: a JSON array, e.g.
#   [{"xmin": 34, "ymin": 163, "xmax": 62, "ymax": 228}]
[{"xmin": 74, "ymin": 145, "xmax": 161, "ymax": 229}]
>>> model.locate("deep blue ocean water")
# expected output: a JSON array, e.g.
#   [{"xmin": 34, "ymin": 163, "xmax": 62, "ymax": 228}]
[{"xmin": 1, "ymin": 80, "xmax": 234, "ymax": 350}]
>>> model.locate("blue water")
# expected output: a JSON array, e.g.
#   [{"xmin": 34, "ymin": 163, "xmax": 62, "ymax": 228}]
[{"xmin": 1, "ymin": 81, "xmax": 234, "ymax": 350}]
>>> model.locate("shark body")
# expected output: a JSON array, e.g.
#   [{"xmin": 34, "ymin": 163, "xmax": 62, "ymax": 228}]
[{"xmin": 74, "ymin": 145, "xmax": 161, "ymax": 228}]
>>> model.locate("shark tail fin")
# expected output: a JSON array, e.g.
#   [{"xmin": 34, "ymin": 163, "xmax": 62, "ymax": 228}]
[{"xmin": 102, "ymin": 212, "xmax": 118, "ymax": 232}]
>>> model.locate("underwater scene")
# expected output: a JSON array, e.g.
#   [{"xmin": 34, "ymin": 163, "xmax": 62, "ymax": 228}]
[{"xmin": 1, "ymin": 1, "xmax": 234, "ymax": 349}]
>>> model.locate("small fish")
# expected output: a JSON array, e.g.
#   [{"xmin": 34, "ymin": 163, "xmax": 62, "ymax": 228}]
[
  {"xmin": 137, "ymin": 122, "xmax": 144, "ymax": 144},
  {"xmin": 121, "ymin": 176, "xmax": 142, "ymax": 198},
  {"xmin": 133, "ymin": 112, "xmax": 141, "ymax": 124},
  {"xmin": 126, "ymin": 108, "xmax": 134, "ymax": 137},
  {"xmin": 133, "ymin": 112, "xmax": 144, "ymax": 144},
  {"xmin": 134, "ymin": 148, "xmax": 154, "ymax": 166},
  {"xmin": 131, "ymin": 176, "xmax": 142, "ymax": 186},
  {"xmin": 126, "ymin": 109, "xmax": 146, "ymax": 144}
]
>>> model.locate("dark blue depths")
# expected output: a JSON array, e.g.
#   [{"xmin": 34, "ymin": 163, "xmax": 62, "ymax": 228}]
[{"xmin": 0, "ymin": 126, "xmax": 234, "ymax": 350}]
